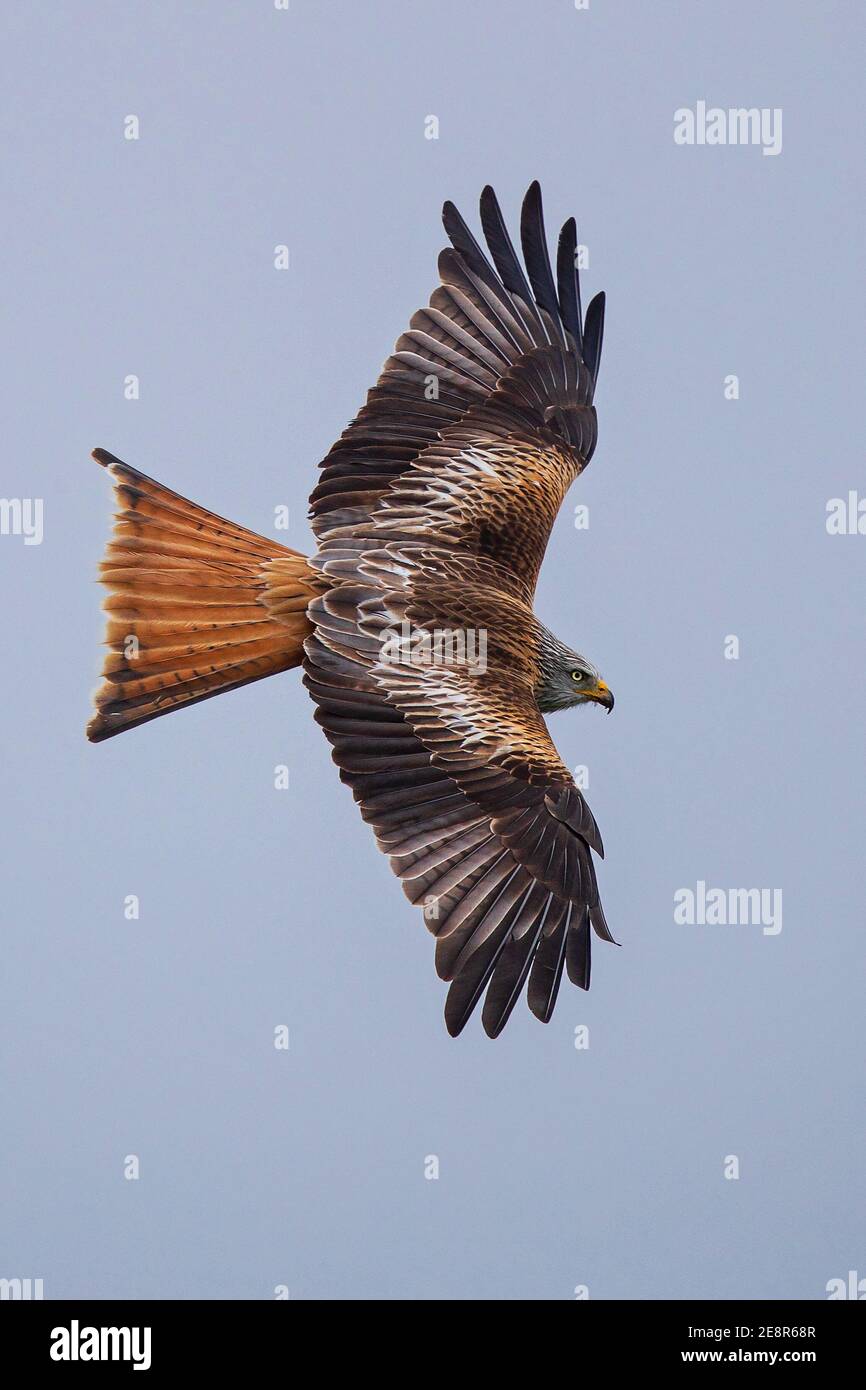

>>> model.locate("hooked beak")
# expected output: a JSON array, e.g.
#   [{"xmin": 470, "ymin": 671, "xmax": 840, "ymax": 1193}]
[{"xmin": 587, "ymin": 678, "xmax": 614, "ymax": 712}]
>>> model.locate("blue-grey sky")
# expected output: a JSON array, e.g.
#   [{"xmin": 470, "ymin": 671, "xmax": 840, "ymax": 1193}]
[{"xmin": 1, "ymin": 0, "xmax": 863, "ymax": 1300}]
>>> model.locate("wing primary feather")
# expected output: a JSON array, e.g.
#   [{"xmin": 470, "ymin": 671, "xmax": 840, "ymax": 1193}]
[
  {"xmin": 556, "ymin": 216, "xmax": 583, "ymax": 353},
  {"xmin": 527, "ymin": 907, "xmax": 570, "ymax": 1023},
  {"xmin": 479, "ymin": 185, "xmax": 549, "ymax": 345},
  {"xmin": 565, "ymin": 906, "xmax": 592, "ymax": 989},
  {"xmin": 583, "ymin": 290, "xmax": 606, "ymax": 383},
  {"xmin": 481, "ymin": 885, "xmax": 550, "ymax": 1038},
  {"xmin": 519, "ymin": 181, "xmax": 565, "ymax": 347},
  {"xmin": 444, "ymin": 917, "xmax": 514, "ymax": 1037},
  {"xmin": 442, "ymin": 199, "xmax": 507, "ymax": 300}
]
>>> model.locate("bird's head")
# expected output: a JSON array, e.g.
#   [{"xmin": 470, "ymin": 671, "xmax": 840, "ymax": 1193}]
[{"xmin": 535, "ymin": 634, "xmax": 614, "ymax": 715}]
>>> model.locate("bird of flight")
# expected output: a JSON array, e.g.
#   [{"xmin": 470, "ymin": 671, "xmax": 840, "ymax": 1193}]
[{"xmin": 88, "ymin": 182, "xmax": 616, "ymax": 1038}]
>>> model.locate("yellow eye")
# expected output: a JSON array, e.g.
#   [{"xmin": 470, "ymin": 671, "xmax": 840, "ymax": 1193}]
[{"xmin": 571, "ymin": 669, "xmax": 587, "ymax": 682}]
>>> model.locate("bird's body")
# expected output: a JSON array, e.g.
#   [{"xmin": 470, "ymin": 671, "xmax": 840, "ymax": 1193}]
[{"xmin": 88, "ymin": 182, "xmax": 616, "ymax": 1037}]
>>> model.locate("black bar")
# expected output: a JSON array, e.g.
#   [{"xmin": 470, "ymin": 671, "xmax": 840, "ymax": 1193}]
[{"xmin": 2, "ymin": 1298, "xmax": 860, "ymax": 1374}]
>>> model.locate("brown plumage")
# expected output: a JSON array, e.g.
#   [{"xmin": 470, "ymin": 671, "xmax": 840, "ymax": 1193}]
[
  {"xmin": 87, "ymin": 453, "xmax": 325, "ymax": 741},
  {"xmin": 88, "ymin": 182, "xmax": 616, "ymax": 1037}
]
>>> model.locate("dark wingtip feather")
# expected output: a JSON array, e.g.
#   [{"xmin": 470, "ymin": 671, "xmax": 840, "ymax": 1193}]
[
  {"xmin": 445, "ymin": 1007, "xmax": 468, "ymax": 1039},
  {"xmin": 444, "ymin": 925, "xmax": 511, "ymax": 1037},
  {"xmin": 527, "ymin": 919, "xmax": 569, "ymax": 1022},
  {"xmin": 520, "ymin": 181, "xmax": 564, "ymax": 341},
  {"xmin": 481, "ymin": 928, "xmax": 542, "ymax": 1038},
  {"xmin": 583, "ymin": 290, "xmax": 606, "ymax": 382},
  {"xmin": 444, "ymin": 184, "xmax": 604, "ymax": 383},
  {"xmin": 590, "ymin": 899, "xmax": 617, "ymax": 945},
  {"xmin": 556, "ymin": 217, "xmax": 583, "ymax": 352},
  {"xmin": 92, "ymin": 447, "xmax": 122, "ymax": 468},
  {"xmin": 442, "ymin": 198, "xmax": 500, "ymax": 293},
  {"xmin": 441, "ymin": 198, "xmax": 470, "ymax": 246},
  {"xmin": 565, "ymin": 909, "xmax": 592, "ymax": 989},
  {"xmin": 479, "ymin": 185, "xmax": 546, "ymax": 341}
]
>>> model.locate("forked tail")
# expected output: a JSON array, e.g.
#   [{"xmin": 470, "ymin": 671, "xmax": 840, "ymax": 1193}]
[{"xmin": 87, "ymin": 449, "xmax": 324, "ymax": 741}]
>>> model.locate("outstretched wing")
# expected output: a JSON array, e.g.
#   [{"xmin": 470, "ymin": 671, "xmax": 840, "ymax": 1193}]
[
  {"xmin": 304, "ymin": 580, "xmax": 613, "ymax": 1039},
  {"xmin": 309, "ymin": 181, "xmax": 604, "ymax": 601},
  {"xmin": 305, "ymin": 183, "xmax": 610, "ymax": 1035}
]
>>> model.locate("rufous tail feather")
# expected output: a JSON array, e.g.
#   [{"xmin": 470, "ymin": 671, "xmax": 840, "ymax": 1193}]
[{"xmin": 87, "ymin": 448, "xmax": 325, "ymax": 742}]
